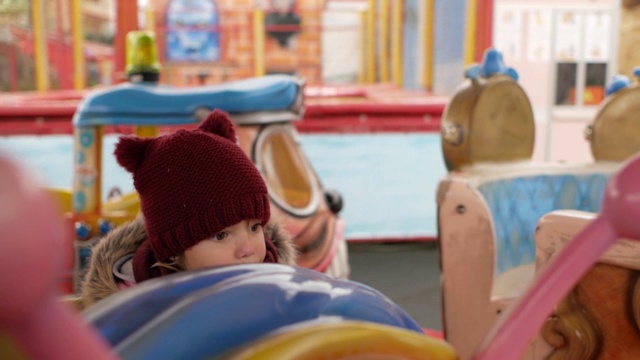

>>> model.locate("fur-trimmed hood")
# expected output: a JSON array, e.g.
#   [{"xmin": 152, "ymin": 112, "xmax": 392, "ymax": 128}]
[{"xmin": 80, "ymin": 215, "xmax": 297, "ymax": 309}]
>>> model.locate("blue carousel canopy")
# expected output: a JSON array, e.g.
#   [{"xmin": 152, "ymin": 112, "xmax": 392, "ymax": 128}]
[{"xmin": 73, "ymin": 75, "xmax": 302, "ymax": 127}]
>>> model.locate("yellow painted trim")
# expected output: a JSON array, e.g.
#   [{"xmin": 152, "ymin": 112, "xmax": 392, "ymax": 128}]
[
  {"xmin": 367, "ymin": 0, "xmax": 376, "ymax": 83},
  {"xmin": 228, "ymin": 321, "xmax": 457, "ymax": 360},
  {"xmin": 358, "ymin": 10, "xmax": 367, "ymax": 83},
  {"xmin": 135, "ymin": 126, "xmax": 158, "ymax": 138},
  {"xmin": 391, "ymin": 0, "xmax": 403, "ymax": 86},
  {"xmin": 464, "ymin": 0, "xmax": 478, "ymax": 66},
  {"xmin": 422, "ymin": 0, "xmax": 434, "ymax": 90},
  {"xmin": 379, "ymin": 0, "xmax": 389, "ymax": 83},
  {"xmin": 145, "ymin": 0, "xmax": 156, "ymax": 31},
  {"xmin": 71, "ymin": 0, "xmax": 85, "ymax": 90},
  {"xmin": 31, "ymin": 0, "xmax": 49, "ymax": 92},
  {"xmin": 253, "ymin": 9, "xmax": 266, "ymax": 77},
  {"xmin": 94, "ymin": 126, "xmax": 104, "ymax": 214}
]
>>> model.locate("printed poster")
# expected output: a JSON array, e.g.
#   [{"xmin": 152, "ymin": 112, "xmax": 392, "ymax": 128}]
[
  {"xmin": 526, "ymin": 9, "xmax": 552, "ymax": 62},
  {"xmin": 583, "ymin": 12, "xmax": 611, "ymax": 62},
  {"xmin": 554, "ymin": 11, "xmax": 583, "ymax": 61},
  {"xmin": 166, "ymin": 0, "xmax": 220, "ymax": 62},
  {"xmin": 494, "ymin": 6, "xmax": 523, "ymax": 62}
]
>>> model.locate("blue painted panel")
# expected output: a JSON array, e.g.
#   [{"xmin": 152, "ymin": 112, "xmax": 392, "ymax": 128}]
[
  {"xmin": 166, "ymin": 0, "xmax": 220, "ymax": 62},
  {"xmin": 478, "ymin": 173, "xmax": 610, "ymax": 274},
  {"xmin": 402, "ymin": 0, "xmax": 421, "ymax": 90},
  {"xmin": 433, "ymin": 0, "xmax": 466, "ymax": 95}
]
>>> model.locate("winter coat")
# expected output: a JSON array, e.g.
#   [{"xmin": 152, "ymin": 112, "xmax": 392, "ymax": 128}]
[{"xmin": 80, "ymin": 214, "xmax": 297, "ymax": 309}]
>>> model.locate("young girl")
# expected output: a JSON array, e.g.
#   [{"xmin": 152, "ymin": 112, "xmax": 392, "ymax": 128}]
[{"xmin": 80, "ymin": 110, "xmax": 296, "ymax": 308}]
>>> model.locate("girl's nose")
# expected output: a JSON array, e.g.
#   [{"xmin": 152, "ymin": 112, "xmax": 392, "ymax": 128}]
[{"xmin": 236, "ymin": 231, "xmax": 256, "ymax": 259}]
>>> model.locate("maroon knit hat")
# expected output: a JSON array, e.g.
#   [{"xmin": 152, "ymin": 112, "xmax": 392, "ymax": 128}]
[{"xmin": 114, "ymin": 110, "xmax": 271, "ymax": 265}]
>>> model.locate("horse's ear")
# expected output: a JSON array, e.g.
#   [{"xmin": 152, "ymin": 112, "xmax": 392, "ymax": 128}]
[
  {"xmin": 114, "ymin": 136, "xmax": 153, "ymax": 174},
  {"xmin": 198, "ymin": 109, "xmax": 236, "ymax": 142}
]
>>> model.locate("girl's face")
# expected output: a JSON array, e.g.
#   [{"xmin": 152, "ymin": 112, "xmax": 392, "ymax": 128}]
[{"xmin": 182, "ymin": 219, "xmax": 266, "ymax": 270}]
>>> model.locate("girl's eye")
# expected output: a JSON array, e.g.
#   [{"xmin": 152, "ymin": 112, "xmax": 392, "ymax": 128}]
[
  {"xmin": 250, "ymin": 223, "xmax": 262, "ymax": 232},
  {"xmin": 214, "ymin": 232, "xmax": 228, "ymax": 241}
]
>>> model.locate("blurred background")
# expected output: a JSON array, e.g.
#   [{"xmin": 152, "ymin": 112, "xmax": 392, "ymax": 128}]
[
  {"xmin": 2, "ymin": 0, "xmax": 640, "ymax": 331},
  {"xmin": 0, "ymin": 0, "xmax": 472, "ymax": 91}
]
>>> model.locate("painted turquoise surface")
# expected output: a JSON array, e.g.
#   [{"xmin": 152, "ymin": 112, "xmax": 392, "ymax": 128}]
[
  {"xmin": 402, "ymin": 0, "xmax": 420, "ymax": 90},
  {"xmin": 301, "ymin": 133, "xmax": 445, "ymax": 239},
  {"xmin": 477, "ymin": 173, "xmax": 610, "ymax": 275},
  {"xmin": 0, "ymin": 133, "xmax": 445, "ymax": 240},
  {"xmin": 433, "ymin": 0, "xmax": 466, "ymax": 95}
]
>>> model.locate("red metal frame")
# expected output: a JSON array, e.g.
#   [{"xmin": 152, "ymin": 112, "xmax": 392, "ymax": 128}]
[
  {"xmin": 0, "ymin": 85, "xmax": 447, "ymax": 135},
  {"xmin": 5, "ymin": 25, "xmax": 75, "ymax": 90},
  {"xmin": 475, "ymin": 0, "xmax": 494, "ymax": 63},
  {"xmin": 4, "ymin": 21, "xmax": 113, "ymax": 92},
  {"xmin": 114, "ymin": 0, "xmax": 139, "ymax": 84}
]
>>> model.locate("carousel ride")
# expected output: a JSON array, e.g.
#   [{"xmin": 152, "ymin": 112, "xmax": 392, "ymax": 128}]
[
  {"xmin": 2, "ymin": 47, "xmax": 640, "ymax": 359},
  {"xmin": 48, "ymin": 31, "xmax": 350, "ymax": 297}
]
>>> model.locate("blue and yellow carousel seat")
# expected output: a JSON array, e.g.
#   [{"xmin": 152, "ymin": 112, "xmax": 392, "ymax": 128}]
[
  {"xmin": 225, "ymin": 319, "xmax": 456, "ymax": 360},
  {"xmin": 84, "ymin": 264, "xmax": 424, "ymax": 360}
]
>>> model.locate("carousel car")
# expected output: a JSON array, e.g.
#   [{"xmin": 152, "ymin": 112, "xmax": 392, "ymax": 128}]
[
  {"xmin": 60, "ymin": 38, "xmax": 349, "ymax": 295},
  {"xmin": 67, "ymin": 75, "xmax": 348, "ymax": 290}
]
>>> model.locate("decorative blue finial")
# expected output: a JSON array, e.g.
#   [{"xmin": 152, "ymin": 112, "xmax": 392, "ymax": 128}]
[
  {"xmin": 480, "ymin": 48, "xmax": 506, "ymax": 77},
  {"xmin": 464, "ymin": 48, "xmax": 519, "ymax": 81},
  {"xmin": 464, "ymin": 65, "xmax": 481, "ymax": 80},
  {"xmin": 505, "ymin": 67, "xmax": 519, "ymax": 82},
  {"xmin": 605, "ymin": 74, "xmax": 631, "ymax": 96}
]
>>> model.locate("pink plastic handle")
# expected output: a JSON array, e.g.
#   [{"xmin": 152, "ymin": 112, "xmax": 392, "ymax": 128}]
[
  {"xmin": 0, "ymin": 155, "xmax": 116, "ymax": 359},
  {"xmin": 472, "ymin": 154, "xmax": 640, "ymax": 360}
]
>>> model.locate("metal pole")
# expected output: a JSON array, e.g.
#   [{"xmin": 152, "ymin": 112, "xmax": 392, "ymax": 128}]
[
  {"xmin": 31, "ymin": 0, "xmax": 49, "ymax": 92},
  {"xmin": 359, "ymin": 10, "xmax": 367, "ymax": 83},
  {"xmin": 391, "ymin": 0, "xmax": 403, "ymax": 86},
  {"xmin": 465, "ymin": 0, "xmax": 478, "ymax": 66},
  {"xmin": 114, "ymin": 0, "xmax": 139, "ymax": 84},
  {"xmin": 379, "ymin": 0, "xmax": 389, "ymax": 83},
  {"xmin": 253, "ymin": 8, "xmax": 266, "ymax": 77},
  {"xmin": 146, "ymin": 0, "xmax": 156, "ymax": 31},
  {"xmin": 422, "ymin": 0, "xmax": 434, "ymax": 90},
  {"xmin": 71, "ymin": 0, "xmax": 85, "ymax": 89},
  {"xmin": 367, "ymin": 0, "xmax": 376, "ymax": 83}
]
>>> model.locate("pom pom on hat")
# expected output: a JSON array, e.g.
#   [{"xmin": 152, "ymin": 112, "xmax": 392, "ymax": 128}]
[
  {"xmin": 114, "ymin": 109, "xmax": 271, "ymax": 266},
  {"xmin": 114, "ymin": 137, "xmax": 153, "ymax": 174}
]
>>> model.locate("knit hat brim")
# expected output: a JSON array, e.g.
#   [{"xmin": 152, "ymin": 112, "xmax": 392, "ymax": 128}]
[{"xmin": 148, "ymin": 192, "xmax": 271, "ymax": 261}]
